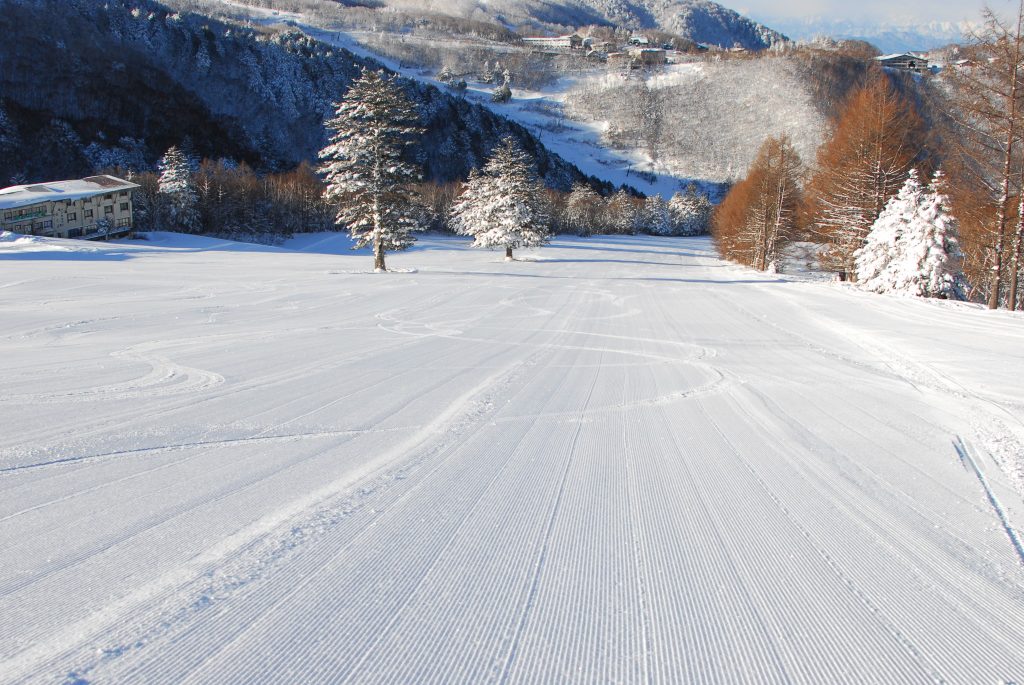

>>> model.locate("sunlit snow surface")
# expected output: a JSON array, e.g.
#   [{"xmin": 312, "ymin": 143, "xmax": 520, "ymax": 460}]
[{"xmin": 1, "ymin": 232, "xmax": 1023, "ymax": 683}]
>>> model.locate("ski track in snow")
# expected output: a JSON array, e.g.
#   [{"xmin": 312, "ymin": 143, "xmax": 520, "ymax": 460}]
[{"xmin": 1, "ymin": 233, "xmax": 1023, "ymax": 683}]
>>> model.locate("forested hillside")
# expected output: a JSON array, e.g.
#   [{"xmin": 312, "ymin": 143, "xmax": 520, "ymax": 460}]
[
  {"xmin": 350, "ymin": 0, "xmax": 786, "ymax": 49},
  {"xmin": 0, "ymin": 0, "xmax": 609, "ymax": 192}
]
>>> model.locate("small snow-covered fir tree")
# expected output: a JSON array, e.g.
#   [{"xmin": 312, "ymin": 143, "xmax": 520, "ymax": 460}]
[
  {"xmin": 669, "ymin": 184, "xmax": 713, "ymax": 236},
  {"xmin": 894, "ymin": 171, "xmax": 967, "ymax": 298},
  {"xmin": 641, "ymin": 194, "xmax": 671, "ymax": 235},
  {"xmin": 319, "ymin": 69, "xmax": 424, "ymax": 271},
  {"xmin": 855, "ymin": 170, "xmax": 966, "ymax": 299},
  {"xmin": 158, "ymin": 145, "xmax": 200, "ymax": 233},
  {"xmin": 450, "ymin": 137, "xmax": 551, "ymax": 260},
  {"xmin": 492, "ymin": 81, "xmax": 512, "ymax": 103},
  {"xmin": 855, "ymin": 170, "xmax": 921, "ymax": 291}
]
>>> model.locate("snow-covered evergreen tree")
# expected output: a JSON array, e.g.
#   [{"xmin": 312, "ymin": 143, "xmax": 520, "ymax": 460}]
[
  {"xmin": 641, "ymin": 194, "xmax": 671, "ymax": 235},
  {"xmin": 669, "ymin": 185, "xmax": 713, "ymax": 236},
  {"xmin": 319, "ymin": 69, "xmax": 424, "ymax": 271},
  {"xmin": 492, "ymin": 81, "xmax": 512, "ymax": 104},
  {"xmin": 895, "ymin": 171, "xmax": 967, "ymax": 298},
  {"xmin": 450, "ymin": 137, "xmax": 551, "ymax": 260},
  {"xmin": 855, "ymin": 170, "xmax": 966, "ymax": 299},
  {"xmin": 855, "ymin": 170, "xmax": 921, "ymax": 291},
  {"xmin": 158, "ymin": 145, "xmax": 200, "ymax": 233}
]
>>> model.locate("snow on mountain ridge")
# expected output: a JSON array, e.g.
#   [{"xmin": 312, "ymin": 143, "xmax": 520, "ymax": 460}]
[
  {"xmin": 382, "ymin": 0, "xmax": 786, "ymax": 49},
  {"xmin": 769, "ymin": 16, "xmax": 972, "ymax": 53}
]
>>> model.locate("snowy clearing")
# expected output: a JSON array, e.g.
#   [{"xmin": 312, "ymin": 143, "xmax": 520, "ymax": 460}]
[{"xmin": 1, "ymin": 232, "xmax": 1024, "ymax": 683}]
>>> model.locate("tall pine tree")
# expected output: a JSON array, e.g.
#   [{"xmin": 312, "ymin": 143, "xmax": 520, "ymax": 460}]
[
  {"xmin": 158, "ymin": 145, "xmax": 200, "ymax": 233},
  {"xmin": 450, "ymin": 137, "xmax": 551, "ymax": 260},
  {"xmin": 319, "ymin": 69, "xmax": 424, "ymax": 272}
]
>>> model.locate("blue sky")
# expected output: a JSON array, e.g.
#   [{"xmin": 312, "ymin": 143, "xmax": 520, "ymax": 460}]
[{"xmin": 737, "ymin": 0, "xmax": 1015, "ymax": 25}]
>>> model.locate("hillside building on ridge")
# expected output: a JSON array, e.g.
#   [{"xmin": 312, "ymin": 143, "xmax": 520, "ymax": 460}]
[
  {"xmin": 522, "ymin": 34, "xmax": 584, "ymax": 51},
  {"xmin": 874, "ymin": 53, "xmax": 929, "ymax": 73}
]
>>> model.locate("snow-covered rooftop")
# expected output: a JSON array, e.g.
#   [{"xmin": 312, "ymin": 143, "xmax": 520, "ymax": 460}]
[
  {"xmin": 0, "ymin": 175, "xmax": 139, "ymax": 211},
  {"xmin": 875, "ymin": 53, "xmax": 925, "ymax": 61}
]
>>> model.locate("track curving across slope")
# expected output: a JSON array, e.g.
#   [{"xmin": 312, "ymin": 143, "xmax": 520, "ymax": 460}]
[{"xmin": 0, "ymin": 234, "xmax": 1022, "ymax": 683}]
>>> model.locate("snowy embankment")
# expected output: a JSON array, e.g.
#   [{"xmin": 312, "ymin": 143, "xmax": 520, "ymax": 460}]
[{"xmin": 1, "ymin": 231, "xmax": 1024, "ymax": 683}]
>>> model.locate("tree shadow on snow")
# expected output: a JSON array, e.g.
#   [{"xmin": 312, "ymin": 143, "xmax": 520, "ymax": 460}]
[
  {"xmin": 538, "ymin": 257, "xmax": 697, "ymax": 267},
  {"xmin": 551, "ymin": 242, "xmax": 709, "ymax": 259},
  {"xmin": 0, "ymin": 250, "xmax": 133, "ymax": 262},
  {"xmin": 429, "ymin": 270, "xmax": 785, "ymax": 285}
]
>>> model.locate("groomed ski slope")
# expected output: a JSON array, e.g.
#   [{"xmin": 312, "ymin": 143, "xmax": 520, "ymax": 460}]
[{"xmin": 1, "ymin": 232, "xmax": 1023, "ymax": 683}]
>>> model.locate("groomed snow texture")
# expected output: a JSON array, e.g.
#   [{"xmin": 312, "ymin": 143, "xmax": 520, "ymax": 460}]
[{"xmin": 1, "ymin": 232, "xmax": 1023, "ymax": 683}]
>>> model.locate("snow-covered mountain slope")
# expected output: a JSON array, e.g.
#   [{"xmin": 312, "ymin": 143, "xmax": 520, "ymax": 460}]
[
  {"xmin": 602, "ymin": 0, "xmax": 787, "ymax": 49},
  {"xmin": 568, "ymin": 58, "xmax": 829, "ymax": 183},
  {"xmin": 330, "ymin": 0, "xmax": 787, "ymax": 50},
  {"xmin": 0, "ymin": 0, "xmax": 607, "ymax": 191},
  {"xmin": 260, "ymin": 16, "xmax": 667, "ymax": 194},
  {"xmin": 1, "ymin": 231, "xmax": 1023, "ymax": 681}
]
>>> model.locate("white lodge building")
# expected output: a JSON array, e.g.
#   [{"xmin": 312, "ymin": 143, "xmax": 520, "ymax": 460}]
[{"xmin": 0, "ymin": 175, "xmax": 140, "ymax": 239}]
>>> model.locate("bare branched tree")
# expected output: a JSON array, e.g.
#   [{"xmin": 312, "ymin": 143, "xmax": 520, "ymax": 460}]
[{"xmin": 945, "ymin": 1, "xmax": 1024, "ymax": 309}]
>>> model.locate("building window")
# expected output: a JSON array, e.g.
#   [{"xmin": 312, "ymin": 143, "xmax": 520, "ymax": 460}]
[
  {"xmin": 119, "ymin": 191, "xmax": 128, "ymax": 197},
  {"xmin": 117, "ymin": 218, "xmax": 131, "ymax": 228},
  {"xmin": 67, "ymin": 212, "xmax": 77, "ymax": 221},
  {"xmin": 68, "ymin": 229, "xmax": 83, "ymax": 238},
  {"xmin": 119, "ymin": 202, "xmax": 129, "ymax": 211},
  {"xmin": 84, "ymin": 209, "xmax": 94, "ymax": 218},
  {"xmin": 104, "ymin": 205, "xmax": 114, "ymax": 214},
  {"xmin": 104, "ymin": 193, "xmax": 113, "ymax": 200}
]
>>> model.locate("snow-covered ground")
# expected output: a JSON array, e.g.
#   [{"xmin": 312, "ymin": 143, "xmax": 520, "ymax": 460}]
[{"xmin": 2, "ymin": 231, "xmax": 1024, "ymax": 683}]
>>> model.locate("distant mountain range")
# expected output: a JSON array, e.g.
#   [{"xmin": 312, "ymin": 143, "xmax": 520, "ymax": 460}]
[{"xmin": 765, "ymin": 17, "xmax": 972, "ymax": 54}]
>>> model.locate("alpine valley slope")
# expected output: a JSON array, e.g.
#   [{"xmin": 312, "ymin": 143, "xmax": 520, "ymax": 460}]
[
  {"xmin": 1, "ymin": 232, "xmax": 1023, "ymax": 683},
  {"xmin": 363, "ymin": 0, "xmax": 787, "ymax": 50}
]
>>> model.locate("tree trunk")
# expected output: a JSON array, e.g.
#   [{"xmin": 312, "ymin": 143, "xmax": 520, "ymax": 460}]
[
  {"xmin": 506, "ymin": 245, "xmax": 513, "ymax": 260},
  {"xmin": 374, "ymin": 237, "xmax": 386, "ymax": 272},
  {"xmin": 1010, "ymin": 224, "xmax": 1023, "ymax": 309},
  {"xmin": 990, "ymin": 3, "xmax": 1024, "ymax": 309}
]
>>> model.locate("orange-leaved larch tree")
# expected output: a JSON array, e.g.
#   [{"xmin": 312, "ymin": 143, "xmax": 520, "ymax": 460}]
[
  {"xmin": 945, "ymin": 0, "xmax": 1024, "ymax": 309},
  {"xmin": 714, "ymin": 135, "xmax": 803, "ymax": 271},
  {"xmin": 803, "ymin": 72, "xmax": 927, "ymax": 279}
]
